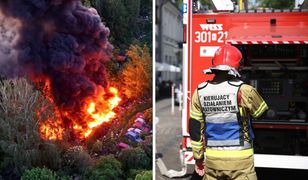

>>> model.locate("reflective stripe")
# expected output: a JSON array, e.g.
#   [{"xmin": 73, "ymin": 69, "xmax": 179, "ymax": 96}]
[
  {"xmin": 207, "ymin": 139, "xmax": 240, "ymax": 146},
  {"xmin": 192, "ymin": 146, "xmax": 203, "ymax": 150},
  {"xmin": 190, "ymin": 110, "xmax": 203, "ymax": 120},
  {"xmin": 191, "ymin": 141, "xmax": 203, "ymax": 148},
  {"xmin": 252, "ymin": 101, "xmax": 268, "ymax": 118},
  {"xmin": 206, "ymin": 148, "xmax": 254, "ymax": 158},
  {"xmin": 191, "ymin": 110, "xmax": 203, "ymax": 116},
  {"xmin": 239, "ymin": 107, "xmax": 244, "ymax": 116},
  {"xmin": 206, "ymin": 113, "xmax": 237, "ymax": 123},
  {"xmin": 190, "ymin": 114, "xmax": 203, "ymax": 121},
  {"xmin": 208, "ymin": 141, "xmax": 252, "ymax": 150},
  {"xmin": 255, "ymin": 104, "xmax": 268, "ymax": 118}
]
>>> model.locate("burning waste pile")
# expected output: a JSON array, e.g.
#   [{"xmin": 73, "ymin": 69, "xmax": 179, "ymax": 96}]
[{"xmin": 0, "ymin": 0, "xmax": 122, "ymax": 141}]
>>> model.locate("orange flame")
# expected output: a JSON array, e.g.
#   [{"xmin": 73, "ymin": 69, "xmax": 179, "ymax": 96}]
[
  {"xmin": 39, "ymin": 118, "xmax": 64, "ymax": 140},
  {"xmin": 37, "ymin": 85, "xmax": 121, "ymax": 140},
  {"xmin": 83, "ymin": 87, "xmax": 121, "ymax": 138}
]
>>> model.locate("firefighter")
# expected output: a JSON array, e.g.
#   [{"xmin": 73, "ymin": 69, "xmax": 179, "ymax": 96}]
[{"xmin": 189, "ymin": 44, "xmax": 268, "ymax": 180}]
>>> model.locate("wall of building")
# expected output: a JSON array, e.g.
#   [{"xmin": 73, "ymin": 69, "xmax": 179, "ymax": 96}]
[{"xmin": 156, "ymin": 0, "xmax": 183, "ymax": 84}]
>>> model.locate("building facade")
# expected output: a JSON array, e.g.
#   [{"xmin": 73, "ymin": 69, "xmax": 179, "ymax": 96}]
[{"xmin": 156, "ymin": 0, "xmax": 183, "ymax": 84}]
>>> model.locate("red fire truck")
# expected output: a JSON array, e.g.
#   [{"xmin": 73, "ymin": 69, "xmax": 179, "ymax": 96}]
[{"xmin": 158, "ymin": 0, "xmax": 308, "ymax": 178}]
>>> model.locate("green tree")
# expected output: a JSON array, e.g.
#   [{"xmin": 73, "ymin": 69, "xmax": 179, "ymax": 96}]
[
  {"xmin": 90, "ymin": 0, "xmax": 141, "ymax": 49},
  {"xmin": 135, "ymin": 170, "xmax": 152, "ymax": 180},
  {"xmin": 139, "ymin": 135, "xmax": 152, "ymax": 157},
  {"xmin": 258, "ymin": 0, "xmax": 294, "ymax": 9},
  {"xmin": 86, "ymin": 155, "xmax": 123, "ymax": 180},
  {"xmin": 135, "ymin": 0, "xmax": 152, "ymax": 50},
  {"xmin": 21, "ymin": 167, "xmax": 58, "ymax": 180},
  {"xmin": 200, "ymin": 0, "xmax": 213, "ymax": 7},
  {"xmin": 61, "ymin": 146, "xmax": 93, "ymax": 176},
  {"xmin": 118, "ymin": 147, "xmax": 151, "ymax": 171},
  {"xmin": 86, "ymin": 0, "xmax": 152, "ymax": 50}
]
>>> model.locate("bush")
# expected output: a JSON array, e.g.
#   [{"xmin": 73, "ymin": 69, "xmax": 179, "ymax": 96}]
[
  {"xmin": 99, "ymin": 133, "xmax": 119, "ymax": 155},
  {"xmin": 90, "ymin": 140, "xmax": 103, "ymax": 154},
  {"xmin": 118, "ymin": 147, "xmax": 151, "ymax": 171},
  {"xmin": 126, "ymin": 169, "xmax": 144, "ymax": 180},
  {"xmin": 21, "ymin": 167, "xmax": 58, "ymax": 180},
  {"xmin": 62, "ymin": 146, "xmax": 93, "ymax": 176},
  {"xmin": 139, "ymin": 135, "xmax": 152, "ymax": 157},
  {"xmin": 135, "ymin": 170, "xmax": 152, "ymax": 180},
  {"xmin": 86, "ymin": 155, "xmax": 123, "ymax": 180}
]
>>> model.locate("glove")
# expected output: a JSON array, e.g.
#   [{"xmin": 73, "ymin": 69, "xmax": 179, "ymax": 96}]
[{"xmin": 195, "ymin": 160, "xmax": 205, "ymax": 176}]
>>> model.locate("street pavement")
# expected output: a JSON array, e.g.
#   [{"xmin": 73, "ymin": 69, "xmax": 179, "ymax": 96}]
[{"xmin": 155, "ymin": 98, "xmax": 196, "ymax": 180}]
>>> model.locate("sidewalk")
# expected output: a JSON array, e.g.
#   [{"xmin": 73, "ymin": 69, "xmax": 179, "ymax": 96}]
[{"xmin": 155, "ymin": 98, "xmax": 194, "ymax": 180}]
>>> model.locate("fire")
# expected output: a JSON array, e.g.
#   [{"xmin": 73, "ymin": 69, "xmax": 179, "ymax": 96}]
[
  {"xmin": 39, "ymin": 118, "xmax": 64, "ymax": 140},
  {"xmin": 1, "ymin": 0, "xmax": 119, "ymax": 141},
  {"xmin": 37, "ymin": 105, "xmax": 65, "ymax": 141},
  {"xmin": 83, "ymin": 87, "xmax": 122, "ymax": 137},
  {"xmin": 38, "ymin": 86, "xmax": 122, "ymax": 140}
]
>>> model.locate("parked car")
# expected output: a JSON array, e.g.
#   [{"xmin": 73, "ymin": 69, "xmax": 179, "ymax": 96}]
[{"xmin": 125, "ymin": 131, "xmax": 142, "ymax": 142}]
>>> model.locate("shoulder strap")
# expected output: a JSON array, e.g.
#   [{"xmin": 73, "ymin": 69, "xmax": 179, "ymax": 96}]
[
  {"xmin": 237, "ymin": 82, "xmax": 245, "ymax": 107},
  {"xmin": 228, "ymin": 80, "xmax": 244, "ymax": 87},
  {"xmin": 197, "ymin": 82, "xmax": 208, "ymax": 90}
]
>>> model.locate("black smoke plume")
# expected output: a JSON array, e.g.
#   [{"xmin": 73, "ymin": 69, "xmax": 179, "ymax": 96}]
[{"xmin": 0, "ymin": 0, "xmax": 113, "ymax": 135}]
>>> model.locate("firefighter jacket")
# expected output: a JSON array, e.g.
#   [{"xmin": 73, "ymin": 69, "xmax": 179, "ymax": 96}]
[{"xmin": 189, "ymin": 80, "xmax": 268, "ymax": 163}]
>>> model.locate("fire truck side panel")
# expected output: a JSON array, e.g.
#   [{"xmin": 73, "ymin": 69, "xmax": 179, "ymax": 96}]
[
  {"xmin": 185, "ymin": 12, "xmax": 308, "ymax": 135},
  {"xmin": 191, "ymin": 12, "xmax": 308, "ymax": 104},
  {"xmin": 183, "ymin": 10, "xmax": 308, "ymax": 169}
]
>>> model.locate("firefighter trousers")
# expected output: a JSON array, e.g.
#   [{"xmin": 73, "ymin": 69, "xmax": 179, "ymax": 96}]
[{"xmin": 203, "ymin": 162, "xmax": 257, "ymax": 180}]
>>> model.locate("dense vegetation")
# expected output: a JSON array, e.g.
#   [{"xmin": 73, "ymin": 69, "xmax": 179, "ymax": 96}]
[
  {"xmin": 0, "ymin": 44, "xmax": 152, "ymax": 180},
  {"xmin": 82, "ymin": 0, "xmax": 152, "ymax": 50}
]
